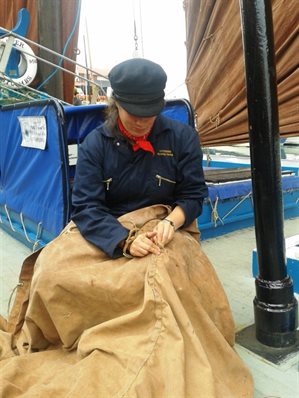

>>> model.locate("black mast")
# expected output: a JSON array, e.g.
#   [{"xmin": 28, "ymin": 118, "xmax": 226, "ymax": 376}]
[{"xmin": 239, "ymin": 0, "xmax": 298, "ymax": 347}]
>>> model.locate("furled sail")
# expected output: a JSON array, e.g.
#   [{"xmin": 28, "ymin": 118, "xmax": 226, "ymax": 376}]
[{"xmin": 184, "ymin": 0, "xmax": 298, "ymax": 145}]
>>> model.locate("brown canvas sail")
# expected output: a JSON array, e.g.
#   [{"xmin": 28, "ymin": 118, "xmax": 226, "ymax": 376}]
[
  {"xmin": 184, "ymin": 0, "xmax": 299, "ymax": 146},
  {"xmin": 0, "ymin": 0, "xmax": 81, "ymax": 104}
]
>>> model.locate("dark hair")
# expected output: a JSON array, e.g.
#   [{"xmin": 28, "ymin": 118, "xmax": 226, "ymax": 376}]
[{"xmin": 104, "ymin": 96, "xmax": 119, "ymax": 130}]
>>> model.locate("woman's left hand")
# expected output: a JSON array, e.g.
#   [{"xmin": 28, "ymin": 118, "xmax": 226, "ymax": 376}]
[{"xmin": 154, "ymin": 219, "xmax": 176, "ymax": 248}]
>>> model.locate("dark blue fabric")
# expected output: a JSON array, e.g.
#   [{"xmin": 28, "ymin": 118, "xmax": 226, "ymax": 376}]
[
  {"xmin": 208, "ymin": 180, "xmax": 252, "ymax": 201},
  {"xmin": 207, "ymin": 175, "xmax": 299, "ymax": 202},
  {"xmin": 281, "ymin": 175, "xmax": 299, "ymax": 191},
  {"xmin": 64, "ymin": 99, "xmax": 194, "ymax": 143},
  {"xmin": 0, "ymin": 101, "xmax": 70, "ymax": 239},
  {"xmin": 71, "ymin": 114, "xmax": 208, "ymax": 258},
  {"xmin": 64, "ymin": 104, "xmax": 107, "ymax": 142},
  {"xmin": 162, "ymin": 99, "xmax": 195, "ymax": 127}
]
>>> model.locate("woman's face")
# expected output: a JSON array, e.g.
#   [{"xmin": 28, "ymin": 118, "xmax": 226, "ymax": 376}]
[{"xmin": 117, "ymin": 105, "xmax": 157, "ymax": 136}]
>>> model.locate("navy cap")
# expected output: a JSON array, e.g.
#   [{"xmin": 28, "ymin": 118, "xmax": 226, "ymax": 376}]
[{"xmin": 108, "ymin": 58, "xmax": 167, "ymax": 117}]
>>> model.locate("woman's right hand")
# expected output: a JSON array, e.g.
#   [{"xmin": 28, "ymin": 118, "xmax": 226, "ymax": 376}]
[{"xmin": 129, "ymin": 231, "xmax": 161, "ymax": 257}]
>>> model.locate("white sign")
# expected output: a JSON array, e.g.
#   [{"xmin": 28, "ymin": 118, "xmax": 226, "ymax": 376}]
[
  {"xmin": 68, "ymin": 144, "xmax": 78, "ymax": 166},
  {"xmin": 18, "ymin": 116, "xmax": 47, "ymax": 150}
]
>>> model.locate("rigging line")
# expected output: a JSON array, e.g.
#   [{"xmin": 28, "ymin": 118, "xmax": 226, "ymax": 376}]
[
  {"xmin": 134, "ymin": 20, "xmax": 138, "ymax": 51},
  {"xmin": 166, "ymin": 81, "xmax": 187, "ymax": 96},
  {"xmin": 138, "ymin": 0, "xmax": 144, "ymax": 57},
  {"xmin": 0, "ymin": 26, "xmax": 107, "ymax": 79},
  {"xmin": 132, "ymin": 0, "xmax": 139, "ymax": 52},
  {"xmin": 3, "ymin": 43, "xmax": 103, "ymax": 97},
  {"xmin": 132, "ymin": 0, "xmax": 144, "ymax": 56},
  {"xmin": 38, "ymin": 49, "xmax": 98, "ymax": 88},
  {"xmin": 37, "ymin": 0, "xmax": 82, "ymax": 90},
  {"xmin": 222, "ymin": 192, "xmax": 252, "ymax": 220}
]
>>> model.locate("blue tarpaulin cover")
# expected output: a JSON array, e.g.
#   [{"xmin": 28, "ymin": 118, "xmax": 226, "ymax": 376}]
[
  {"xmin": 64, "ymin": 98, "xmax": 195, "ymax": 143},
  {"xmin": 0, "ymin": 100, "xmax": 70, "ymax": 245},
  {"xmin": 207, "ymin": 175, "xmax": 299, "ymax": 202}
]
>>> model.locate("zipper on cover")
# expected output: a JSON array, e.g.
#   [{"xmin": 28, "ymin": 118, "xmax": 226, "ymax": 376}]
[
  {"xmin": 103, "ymin": 178, "xmax": 112, "ymax": 190},
  {"xmin": 155, "ymin": 174, "xmax": 176, "ymax": 186}
]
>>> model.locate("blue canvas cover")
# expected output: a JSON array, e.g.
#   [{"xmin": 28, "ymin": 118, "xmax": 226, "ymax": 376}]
[
  {"xmin": 207, "ymin": 175, "xmax": 299, "ymax": 202},
  {"xmin": 0, "ymin": 100, "xmax": 70, "ymax": 248},
  {"xmin": 64, "ymin": 98, "xmax": 195, "ymax": 143},
  {"xmin": 64, "ymin": 103, "xmax": 107, "ymax": 143}
]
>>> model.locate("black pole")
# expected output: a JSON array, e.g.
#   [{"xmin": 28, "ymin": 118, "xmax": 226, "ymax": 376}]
[{"xmin": 239, "ymin": 0, "xmax": 298, "ymax": 347}]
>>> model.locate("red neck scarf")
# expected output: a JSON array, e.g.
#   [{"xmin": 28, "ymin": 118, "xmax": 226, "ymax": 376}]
[{"xmin": 117, "ymin": 118, "xmax": 155, "ymax": 155}]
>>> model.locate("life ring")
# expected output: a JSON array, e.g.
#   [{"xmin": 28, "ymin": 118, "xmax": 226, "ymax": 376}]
[{"xmin": 0, "ymin": 37, "xmax": 38, "ymax": 87}]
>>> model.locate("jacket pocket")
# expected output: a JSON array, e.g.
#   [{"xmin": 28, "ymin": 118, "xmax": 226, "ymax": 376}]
[
  {"xmin": 102, "ymin": 177, "xmax": 113, "ymax": 191},
  {"xmin": 155, "ymin": 174, "xmax": 176, "ymax": 187}
]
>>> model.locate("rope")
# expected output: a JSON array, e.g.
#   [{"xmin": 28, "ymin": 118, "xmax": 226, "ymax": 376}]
[
  {"xmin": 123, "ymin": 226, "xmax": 139, "ymax": 258},
  {"xmin": 20, "ymin": 212, "xmax": 34, "ymax": 243},
  {"xmin": 209, "ymin": 112, "xmax": 220, "ymax": 129},
  {"xmin": 4, "ymin": 205, "xmax": 15, "ymax": 232},
  {"xmin": 209, "ymin": 197, "xmax": 224, "ymax": 227},
  {"xmin": 204, "ymin": 147, "xmax": 212, "ymax": 166},
  {"xmin": 33, "ymin": 222, "xmax": 42, "ymax": 252},
  {"xmin": 208, "ymin": 192, "xmax": 253, "ymax": 227},
  {"xmin": 222, "ymin": 192, "xmax": 252, "ymax": 221},
  {"xmin": 20, "ymin": 213, "xmax": 43, "ymax": 251},
  {"xmin": 7, "ymin": 282, "xmax": 24, "ymax": 317}
]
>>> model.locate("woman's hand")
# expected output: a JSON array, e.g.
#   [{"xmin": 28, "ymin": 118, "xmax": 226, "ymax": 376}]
[
  {"xmin": 127, "ymin": 206, "xmax": 185, "ymax": 257},
  {"xmin": 153, "ymin": 206, "xmax": 186, "ymax": 247},
  {"xmin": 154, "ymin": 219, "xmax": 176, "ymax": 248},
  {"xmin": 129, "ymin": 231, "xmax": 161, "ymax": 257}
]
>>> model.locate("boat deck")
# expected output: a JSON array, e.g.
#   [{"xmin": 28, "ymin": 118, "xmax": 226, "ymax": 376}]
[{"xmin": 1, "ymin": 218, "xmax": 298, "ymax": 397}]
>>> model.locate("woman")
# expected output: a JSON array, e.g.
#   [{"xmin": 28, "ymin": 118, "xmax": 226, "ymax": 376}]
[
  {"xmin": 71, "ymin": 58, "xmax": 208, "ymax": 258},
  {"xmin": 0, "ymin": 59, "xmax": 253, "ymax": 398}
]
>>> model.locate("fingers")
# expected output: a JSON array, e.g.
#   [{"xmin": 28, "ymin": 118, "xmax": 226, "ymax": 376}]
[
  {"xmin": 154, "ymin": 220, "xmax": 175, "ymax": 246},
  {"xmin": 129, "ymin": 232, "xmax": 160, "ymax": 257},
  {"xmin": 128, "ymin": 222, "xmax": 176, "ymax": 258}
]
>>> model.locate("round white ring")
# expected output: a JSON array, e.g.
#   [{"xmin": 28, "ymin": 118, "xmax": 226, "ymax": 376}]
[{"xmin": 0, "ymin": 37, "xmax": 38, "ymax": 87}]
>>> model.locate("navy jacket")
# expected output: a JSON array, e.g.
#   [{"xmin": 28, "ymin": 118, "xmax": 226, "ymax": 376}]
[{"xmin": 71, "ymin": 114, "xmax": 208, "ymax": 258}]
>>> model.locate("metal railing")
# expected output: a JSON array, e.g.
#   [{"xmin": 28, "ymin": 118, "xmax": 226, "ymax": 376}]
[{"xmin": 0, "ymin": 26, "xmax": 107, "ymax": 105}]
